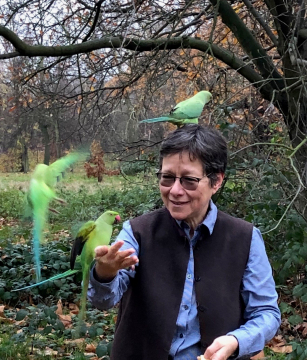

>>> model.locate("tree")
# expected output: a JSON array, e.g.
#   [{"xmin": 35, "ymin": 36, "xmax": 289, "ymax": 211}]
[{"xmin": 0, "ymin": 0, "xmax": 306, "ymax": 214}]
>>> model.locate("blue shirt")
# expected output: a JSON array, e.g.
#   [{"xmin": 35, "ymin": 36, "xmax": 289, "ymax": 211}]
[{"xmin": 88, "ymin": 201, "xmax": 281, "ymax": 359}]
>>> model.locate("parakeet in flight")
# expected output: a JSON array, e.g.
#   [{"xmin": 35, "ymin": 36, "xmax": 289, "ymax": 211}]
[
  {"xmin": 139, "ymin": 90, "xmax": 212, "ymax": 127},
  {"xmin": 28, "ymin": 151, "xmax": 88, "ymax": 282},
  {"xmin": 14, "ymin": 211, "xmax": 120, "ymax": 323}
]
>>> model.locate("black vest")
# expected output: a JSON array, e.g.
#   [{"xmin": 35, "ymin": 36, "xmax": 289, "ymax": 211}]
[{"xmin": 111, "ymin": 207, "xmax": 253, "ymax": 360}]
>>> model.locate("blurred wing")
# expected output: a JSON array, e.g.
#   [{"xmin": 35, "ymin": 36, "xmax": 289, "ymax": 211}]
[
  {"xmin": 46, "ymin": 151, "xmax": 87, "ymax": 188},
  {"xmin": 29, "ymin": 179, "xmax": 56, "ymax": 282},
  {"xmin": 70, "ymin": 221, "xmax": 96, "ymax": 270}
]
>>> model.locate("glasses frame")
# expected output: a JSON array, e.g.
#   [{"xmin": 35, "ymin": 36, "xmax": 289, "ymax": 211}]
[{"xmin": 156, "ymin": 172, "xmax": 211, "ymax": 190}]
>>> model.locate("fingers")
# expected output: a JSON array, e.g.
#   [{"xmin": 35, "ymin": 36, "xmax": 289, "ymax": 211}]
[
  {"xmin": 203, "ymin": 335, "xmax": 238, "ymax": 360},
  {"xmin": 95, "ymin": 241, "xmax": 137, "ymax": 261},
  {"xmin": 95, "ymin": 245, "xmax": 109, "ymax": 258},
  {"xmin": 94, "ymin": 240, "xmax": 139, "ymax": 280}
]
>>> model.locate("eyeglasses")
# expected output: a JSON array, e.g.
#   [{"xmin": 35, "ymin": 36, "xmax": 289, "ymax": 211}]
[{"xmin": 156, "ymin": 172, "xmax": 211, "ymax": 191}]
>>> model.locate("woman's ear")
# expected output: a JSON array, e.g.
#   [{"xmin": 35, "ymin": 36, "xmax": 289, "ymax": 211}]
[{"xmin": 212, "ymin": 173, "xmax": 224, "ymax": 193}]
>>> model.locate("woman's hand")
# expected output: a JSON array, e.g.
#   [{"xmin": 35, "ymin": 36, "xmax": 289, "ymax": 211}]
[
  {"xmin": 94, "ymin": 240, "xmax": 139, "ymax": 282},
  {"xmin": 203, "ymin": 335, "xmax": 239, "ymax": 360}
]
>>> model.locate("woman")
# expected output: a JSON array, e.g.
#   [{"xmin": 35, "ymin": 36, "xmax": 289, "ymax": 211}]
[{"xmin": 88, "ymin": 124, "xmax": 280, "ymax": 360}]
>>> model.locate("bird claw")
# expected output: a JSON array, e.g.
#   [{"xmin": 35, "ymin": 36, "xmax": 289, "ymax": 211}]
[
  {"xmin": 55, "ymin": 197, "xmax": 67, "ymax": 205},
  {"xmin": 49, "ymin": 207, "xmax": 60, "ymax": 214}
]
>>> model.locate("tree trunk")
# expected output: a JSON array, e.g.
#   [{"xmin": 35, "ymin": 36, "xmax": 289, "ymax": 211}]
[
  {"xmin": 40, "ymin": 124, "xmax": 50, "ymax": 165},
  {"xmin": 20, "ymin": 138, "xmax": 29, "ymax": 173},
  {"xmin": 54, "ymin": 117, "xmax": 61, "ymax": 159}
]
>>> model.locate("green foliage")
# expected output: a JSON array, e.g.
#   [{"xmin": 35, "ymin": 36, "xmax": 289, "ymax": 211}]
[
  {"xmin": 286, "ymin": 340, "xmax": 307, "ymax": 360},
  {"xmin": 0, "ymin": 190, "xmax": 24, "ymax": 218},
  {"xmin": 0, "ymin": 304, "xmax": 116, "ymax": 359},
  {"xmin": 0, "ymin": 238, "xmax": 80, "ymax": 304},
  {"xmin": 216, "ymin": 142, "xmax": 307, "ymax": 284},
  {"xmin": 120, "ymin": 153, "xmax": 157, "ymax": 176},
  {"xmin": 121, "ymin": 160, "xmax": 149, "ymax": 175}
]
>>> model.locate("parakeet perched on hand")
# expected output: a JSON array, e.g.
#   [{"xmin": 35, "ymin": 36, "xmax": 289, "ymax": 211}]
[
  {"xmin": 28, "ymin": 151, "xmax": 87, "ymax": 282},
  {"xmin": 70, "ymin": 210, "xmax": 120, "ymax": 321},
  {"xmin": 140, "ymin": 91, "xmax": 212, "ymax": 127},
  {"xmin": 14, "ymin": 211, "xmax": 120, "ymax": 323}
]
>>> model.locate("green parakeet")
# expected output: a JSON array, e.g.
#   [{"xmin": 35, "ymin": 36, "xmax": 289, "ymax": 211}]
[
  {"xmin": 140, "ymin": 91, "xmax": 212, "ymax": 127},
  {"xmin": 14, "ymin": 210, "xmax": 120, "ymax": 323},
  {"xmin": 27, "ymin": 151, "xmax": 87, "ymax": 282},
  {"xmin": 70, "ymin": 210, "xmax": 120, "ymax": 321}
]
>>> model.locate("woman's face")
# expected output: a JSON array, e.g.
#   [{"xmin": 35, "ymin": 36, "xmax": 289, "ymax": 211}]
[{"xmin": 159, "ymin": 152, "xmax": 223, "ymax": 229}]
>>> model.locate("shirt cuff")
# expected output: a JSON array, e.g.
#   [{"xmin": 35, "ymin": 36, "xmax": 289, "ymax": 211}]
[
  {"xmin": 227, "ymin": 329, "xmax": 259, "ymax": 357},
  {"xmin": 90, "ymin": 266, "xmax": 118, "ymax": 286}
]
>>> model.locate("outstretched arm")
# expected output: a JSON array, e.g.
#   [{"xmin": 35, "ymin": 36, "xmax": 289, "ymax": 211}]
[{"xmin": 87, "ymin": 221, "xmax": 139, "ymax": 310}]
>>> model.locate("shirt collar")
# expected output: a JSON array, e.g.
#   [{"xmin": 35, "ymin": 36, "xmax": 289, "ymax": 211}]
[{"xmin": 176, "ymin": 199, "xmax": 218, "ymax": 235}]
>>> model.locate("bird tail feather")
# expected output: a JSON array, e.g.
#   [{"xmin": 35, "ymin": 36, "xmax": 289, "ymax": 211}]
[
  {"xmin": 139, "ymin": 116, "xmax": 170, "ymax": 123},
  {"xmin": 12, "ymin": 269, "xmax": 79, "ymax": 291},
  {"xmin": 33, "ymin": 221, "xmax": 42, "ymax": 282},
  {"xmin": 79, "ymin": 270, "xmax": 90, "ymax": 322}
]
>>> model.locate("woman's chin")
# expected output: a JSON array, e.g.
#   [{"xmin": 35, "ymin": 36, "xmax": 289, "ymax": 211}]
[{"xmin": 168, "ymin": 208, "xmax": 187, "ymax": 221}]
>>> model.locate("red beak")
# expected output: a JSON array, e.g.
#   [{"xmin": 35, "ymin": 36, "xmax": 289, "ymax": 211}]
[{"xmin": 115, "ymin": 215, "xmax": 121, "ymax": 223}]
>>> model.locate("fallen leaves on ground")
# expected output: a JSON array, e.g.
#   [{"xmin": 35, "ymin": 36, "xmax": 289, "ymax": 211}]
[{"xmin": 266, "ymin": 335, "xmax": 293, "ymax": 354}]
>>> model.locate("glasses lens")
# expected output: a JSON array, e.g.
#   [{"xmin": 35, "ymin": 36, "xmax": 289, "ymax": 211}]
[
  {"xmin": 181, "ymin": 177, "xmax": 199, "ymax": 190},
  {"xmin": 158, "ymin": 173, "xmax": 175, "ymax": 187}
]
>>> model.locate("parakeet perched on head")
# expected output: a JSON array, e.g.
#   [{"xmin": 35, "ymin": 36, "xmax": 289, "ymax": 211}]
[{"xmin": 140, "ymin": 91, "xmax": 212, "ymax": 127}]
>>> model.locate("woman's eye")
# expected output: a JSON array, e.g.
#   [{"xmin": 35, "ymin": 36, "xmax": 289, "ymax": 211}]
[{"xmin": 183, "ymin": 177, "xmax": 197, "ymax": 183}]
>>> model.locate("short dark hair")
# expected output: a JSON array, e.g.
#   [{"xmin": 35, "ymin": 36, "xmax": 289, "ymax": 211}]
[{"xmin": 159, "ymin": 124, "xmax": 227, "ymax": 186}]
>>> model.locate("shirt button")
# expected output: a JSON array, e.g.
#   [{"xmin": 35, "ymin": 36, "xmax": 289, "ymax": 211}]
[
  {"xmin": 195, "ymin": 276, "xmax": 201, "ymax": 282},
  {"xmin": 198, "ymin": 305, "xmax": 206, "ymax": 312},
  {"xmin": 183, "ymin": 305, "xmax": 189, "ymax": 310},
  {"xmin": 187, "ymin": 274, "xmax": 192, "ymax": 279},
  {"xmin": 180, "ymin": 333, "xmax": 183, "ymax": 338}
]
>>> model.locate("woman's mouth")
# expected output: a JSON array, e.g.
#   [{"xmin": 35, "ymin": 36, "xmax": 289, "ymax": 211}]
[{"xmin": 170, "ymin": 200, "xmax": 189, "ymax": 206}]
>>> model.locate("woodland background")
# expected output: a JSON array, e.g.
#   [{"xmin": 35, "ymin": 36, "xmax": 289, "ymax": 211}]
[{"xmin": 0, "ymin": 0, "xmax": 307, "ymax": 359}]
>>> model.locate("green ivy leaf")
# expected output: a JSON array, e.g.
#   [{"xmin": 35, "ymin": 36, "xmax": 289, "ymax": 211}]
[
  {"xmin": 96, "ymin": 344, "xmax": 108, "ymax": 357},
  {"xmin": 15, "ymin": 309, "xmax": 28, "ymax": 321}
]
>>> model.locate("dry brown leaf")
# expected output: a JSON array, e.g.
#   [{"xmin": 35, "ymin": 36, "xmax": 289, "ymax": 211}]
[
  {"xmin": 56, "ymin": 299, "xmax": 63, "ymax": 315},
  {"xmin": 86, "ymin": 343, "xmax": 97, "ymax": 352},
  {"xmin": 271, "ymin": 345, "xmax": 292, "ymax": 354},
  {"xmin": 69, "ymin": 303, "xmax": 79, "ymax": 314},
  {"xmin": 58, "ymin": 314, "xmax": 72, "ymax": 328},
  {"xmin": 84, "ymin": 353, "xmax": 96, "ymax": 358},
  {"xmin": 64, "ymin": 338, "xmax": 84, "ymax": 346},
  {"xmin": 267, "ymin": 335, "xmax": 292, "ymax": 354},
  {"xmin": 0, "ymin": 317, "xmax": 14, "ymax": 324},
  {"xmin": 15, "ymin": 319, "xmax": 27, "ymax": 326},
  {"xmin": 36, "ymin": 347, "xmax": 58, "ymax": 356},
  {"xmin": 251, "ymin": 350, "xmax": 265, "ymax": 359},
  {"xmin": 0, "ymin": 305, "xmax": 6, "ymax": 317}
]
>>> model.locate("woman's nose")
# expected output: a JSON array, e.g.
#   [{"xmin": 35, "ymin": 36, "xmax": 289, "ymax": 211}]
[{"xmin": 169, "ymin": 178, "xmax": 185, "ymax": 195}]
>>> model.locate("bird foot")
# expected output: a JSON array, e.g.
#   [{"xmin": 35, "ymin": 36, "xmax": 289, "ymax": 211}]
[
  {"xmin": 55, "ymin": 197, "xmax": 67, "ymax": 205},
  {"xmin": 49, "ymin": 207, "xmax": 60, "ymax": 214}
]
